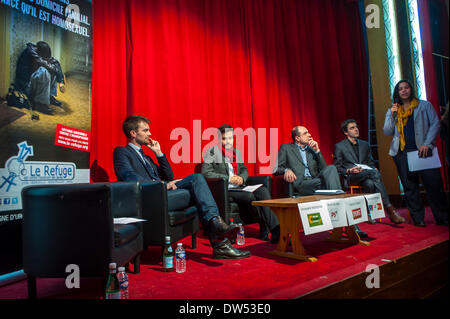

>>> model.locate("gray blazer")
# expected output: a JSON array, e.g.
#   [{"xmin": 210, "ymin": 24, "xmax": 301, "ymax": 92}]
[
  {"xmin": 201, "ymin": 145, "xmax": 249, "ymax": 184},
  {"xmin": 383, "ymin": 100, "xmax": 440, "ymax": 157},
  {"xmin": 333, "ymin": 139, "xmax": 376, "ymax": 176},
  {"xmin": 273, "ymin": 143, "xmax": 327, "ymax": 184}
]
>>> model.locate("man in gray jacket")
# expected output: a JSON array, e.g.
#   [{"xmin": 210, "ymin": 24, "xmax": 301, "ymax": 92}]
[{"xmin": 202, "ymin": 124, "xmax": 280, "ymax": 243}]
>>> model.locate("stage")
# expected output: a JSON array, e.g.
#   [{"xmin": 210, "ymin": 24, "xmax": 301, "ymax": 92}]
[{"xmin": 0, "ymin": 207, "xmax": 448, "ymax": 299}]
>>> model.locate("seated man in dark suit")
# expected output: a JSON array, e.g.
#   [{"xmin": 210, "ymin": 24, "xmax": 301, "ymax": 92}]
[
  {"xmin": 201, "ymin": 124, "xmax": 280, "ymax": 243},
  {"xmin": 274, "ymin": 125, "xmax": 368, "ymax": 238},
  {"xmin": 333, "ymin": 119, "xmax": 405, "ymax": 224},
  {"xmin": 113, "ymin": 115, "xmax": 250, "ymax": 259}
]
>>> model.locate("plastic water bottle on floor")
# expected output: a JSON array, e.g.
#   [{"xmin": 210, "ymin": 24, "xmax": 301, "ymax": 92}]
[
  {"xmin": 237, "ymin": 223, "xmax": 245, "ymax": 245},
  {"xmin": 175, "ymin": 243, "xmax": 186, "ymax": 273},
  {"xmin": 117, "ymin": 266, "xmax": 129, "ymax": 299}
]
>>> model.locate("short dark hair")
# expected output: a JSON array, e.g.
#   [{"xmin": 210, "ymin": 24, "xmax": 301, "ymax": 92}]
[
  {"xmin": 393, "ymin": 79, "xmax": 416, "ymax": 104},
  {"xmin": 291, "ymin": 126, "xmax": 300, "ymax": 142},
  {"xmin": 218, "ymin": 124, "xmax": 233, "ymax": 136},
  {"xmin": 340, "ymin": 119, "xmax": 357, "ymax": 134},
  {"xmin": 36, "ymin": 41, "xmax": 51, "ymax": 59},
  {"xmin": 122, "ymin": 115, "xmax": 150, "ymax": 138}
]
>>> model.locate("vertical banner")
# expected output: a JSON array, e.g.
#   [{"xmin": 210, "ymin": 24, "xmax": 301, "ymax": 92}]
[{"xmin": 0, "ymin": 0, "xmax": 92, "ymax": 274}]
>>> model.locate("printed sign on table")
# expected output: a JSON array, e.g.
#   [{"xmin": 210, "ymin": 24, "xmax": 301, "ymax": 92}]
[
  {"xmin": 344, "ymin": 196, "xmax": 368, "ymax": 225},
  {"xmin": 297, "ymin": 201, "xmax": 333, "ymax": 235},
  {"xmin": 364, "ymin": 193, "xmax": 385, "ymax": 219},
  {"xmin": 321, "ymin": 198, "xmax": 348, "ymax": 228}
]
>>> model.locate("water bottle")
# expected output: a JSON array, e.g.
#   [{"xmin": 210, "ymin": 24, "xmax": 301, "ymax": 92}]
[
  {"xmin": 117, "ymin": 267, "xmax": 129, "ymax": 299},
  {"xmin": 229, "ymin": 218, "xmax": 236, "ymax": 244},
  {"xmin": 237, "ymin": 223, "xmax": 245, "ymax": 245},
  {"xmin": 162, "ymin": 236, "xmax": 174, "ymax": 272},
  {"xmin": 175, "ymin": 243, "xmax": 186, "ymax": 273},
  {"xmin": 105, "ymin": 262, "xmax": 120, "ymax": 299}
]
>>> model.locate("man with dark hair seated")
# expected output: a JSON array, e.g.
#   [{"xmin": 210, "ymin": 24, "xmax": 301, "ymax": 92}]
[
  {"xmin": 334, "ymin": 119, "xmax": 404, "ymax": 224},
  {"xmin": 113, "ymin": 115, "xmax": 251, "ymax": 259},
  {"xmin": 15, "ymin": 41, "xmax": 65, "ymax": 114},
  {"xmin": 274, "ymin": 125, "xmax": 368, "ymax": 238},
  {"xmin": 201, "ymin": 124, "xmax": 280, "ymax": 243}
]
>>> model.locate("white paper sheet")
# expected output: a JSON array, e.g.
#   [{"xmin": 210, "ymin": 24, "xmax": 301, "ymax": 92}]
[
  {"xmin": 297, "ymin": 201, "xmax": 333, "ymax": 235},
  {"xmin": 321, "ymin": 198, "xmax": 348, "ymax": 228},
  {"xmin": 355, "ymin": 163, "xmax": 374, "ymax": 170},
  {"xmin": 344, "ymin": 196, "xmax": 368, "ymax": 225},
  {"xmin": 113, "ymin": 217, "xmax": 147, "ymax": 224},
  {"xmin": 407, "ymin": 149, "xmax": 441, "ymax": 171},
  {"xmin": 364, "ymin": 193, "xmax": 385, "ymax": 219},
  {"xmin": 228, "ymin": 184, "xmax": 263, "ymax": 192}
]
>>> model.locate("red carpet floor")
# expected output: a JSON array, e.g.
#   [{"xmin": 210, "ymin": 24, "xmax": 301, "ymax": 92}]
[{"xmin": 0, "ymin": 207, "xmax": 448, "ymax": 299}]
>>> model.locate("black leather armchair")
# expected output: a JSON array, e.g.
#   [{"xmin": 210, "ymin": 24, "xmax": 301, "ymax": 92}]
[
  {"xmin": 204, "ymin": 176, "xmax": 272, "ymax": 224},
  {"xmin": 271, "ymin": 175, "xmax": 295, "ymax": 198},
  {"xmin": 22, "ymin": 182, "xmax": 143, "ymax": 299},
  {"xmin": 139, "ymin": 181, "xmax": 199, "ymax": 250}
]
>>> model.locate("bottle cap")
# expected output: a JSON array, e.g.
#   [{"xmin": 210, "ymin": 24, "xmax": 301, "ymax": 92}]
[
  {"xmin": 177, "ymin": 243, "xmax": 183, "ymax": 246},
  {"xmin": 118, "ymin": 267, "xmax": 125, "ymax": 272},
  {"xmin": 109, "ymin": 262, "xmax": 116, "ymax": 269},
  {"xmin": 165, "ymin": 236, "xmax": 171, "ymax": 242}
]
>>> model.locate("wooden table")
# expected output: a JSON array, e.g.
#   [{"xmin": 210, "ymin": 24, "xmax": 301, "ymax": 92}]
[{"xmin": 252, "ymin": 194, "xmax": 370, "ymax": 262}]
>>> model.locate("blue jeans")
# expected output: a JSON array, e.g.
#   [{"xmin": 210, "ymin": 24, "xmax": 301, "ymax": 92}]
[{"xmin": 174, "ymin": 174, "xmax": 219, "ymax": 224}]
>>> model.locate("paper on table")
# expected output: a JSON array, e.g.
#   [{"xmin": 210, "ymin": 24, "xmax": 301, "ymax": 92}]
[
  {"xmin": 228, "ymin": 184, "xmax": 263, "ymax": 192},
  {"xmin": 321, "ymin": 198, "xmax": 348, "ymax": 228},
  {"xmin": 407, "ymin": 150, "xmax": 441, "ymax": 172},
  {"xmin": 314, "ymin": 189, "xmax": 345, "ymax": 195},
  {"xmin": 113, "ymin": 217, "xmax": 147, "ymax": 224},
  {"xmin": 297, "ymin": 201, "xmax": 333, "ymax": 235}
]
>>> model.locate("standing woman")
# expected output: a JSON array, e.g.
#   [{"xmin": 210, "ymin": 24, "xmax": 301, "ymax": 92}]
[{"xmin": 383, "ymin": 79, "xmax": 449, "ymax": 227}]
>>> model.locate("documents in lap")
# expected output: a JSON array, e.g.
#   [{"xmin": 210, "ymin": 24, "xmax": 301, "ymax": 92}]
[
  {"xmin": 407, "ymin": 149, "xmax": 441, "ymax": 172},
  {"xmin": 228, "ymin": 184, "xmax": 263, "ymax": 192}
]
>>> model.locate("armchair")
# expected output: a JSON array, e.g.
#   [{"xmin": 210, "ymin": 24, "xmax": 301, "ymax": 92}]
[
  {"xmin": 139, "ymin": 181, "xmax": 199, "ymax": 250},
  {"xmin": 204, "ymin": 176, "xmax": 272, "ymax": 224},
  {"xmin": 271, "ymin": 175, "xmax": 295, "ymax": 198},
  {"xmin": 21, "ymin": 182, "xmax": 143, "ymax": 299}
]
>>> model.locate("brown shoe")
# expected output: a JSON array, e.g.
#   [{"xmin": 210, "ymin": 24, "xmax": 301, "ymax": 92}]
[{"xmin": 386, "ymin": 206, "xmax": 405, "ymax": 224}]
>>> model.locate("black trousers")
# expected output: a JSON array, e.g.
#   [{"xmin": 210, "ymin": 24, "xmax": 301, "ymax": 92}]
[
  {"xmin": 393, "ymin": 150, "xmax": 449, "ymax": 224},
  {"xmin": 229, "ymin": 186, "xmax": 279, "ymax": 234}
]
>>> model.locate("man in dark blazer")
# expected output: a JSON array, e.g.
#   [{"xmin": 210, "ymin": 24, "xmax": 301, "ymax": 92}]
[
  {"xmin": 273, "ymin": 126, "xmax": 342, "ymax": 195},
  {"xmin": 201, "ymin": 124, "xmax": 280, "ymax": 243},
  {"xmin": 334, "ymin": 119, "xmax": 405, "ymax": 224},
  {"xmin": 113, "ymin": 115, "xmax": 251, "ymax": 259},
  {"xmin": 274, "ymin": 125, "xmax": 368, "ymax": 237}
]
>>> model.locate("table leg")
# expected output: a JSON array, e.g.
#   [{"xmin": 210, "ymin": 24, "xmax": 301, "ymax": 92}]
[{"xmin": 269, "ymin": 207, "xmax": 317, "ymax": 262}]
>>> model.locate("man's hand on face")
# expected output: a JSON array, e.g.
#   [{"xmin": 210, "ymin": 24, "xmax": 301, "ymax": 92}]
[
  {"xmin": 146, "ymin": 138, "xmax": 163, "ymax": 156},
  {"xmin": 308, "ymin": 139, "xmax": 320, "ymax": 152}
]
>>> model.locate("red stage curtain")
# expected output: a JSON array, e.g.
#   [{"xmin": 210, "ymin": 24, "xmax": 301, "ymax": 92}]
[{"xmin": 91, "ymin": 0, "xmax": 368, "ymax": 181}]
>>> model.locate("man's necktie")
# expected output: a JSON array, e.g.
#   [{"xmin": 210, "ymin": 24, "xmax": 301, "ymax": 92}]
[{"xmin": 139, "ymin": 149, "xmax": 159, "ymax": 180}]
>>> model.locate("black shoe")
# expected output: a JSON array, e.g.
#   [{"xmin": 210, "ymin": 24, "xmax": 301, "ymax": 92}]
[
  {"xmin": 270, "ymin": 225, "xmax": 280, "ymax": 244},
  {"xmin": 208, "ymin": 216, "xmax": 240, "ymax": 242},
  {"xmin": 414, "ymin": 221, "xmax": 426, "ymax": 227},
  {"xmin": 50, "ymin": 96, "xmax": 62, "ymax": 107},
  {"xmin": 353, "ymin": 224, "xmax": 368, "ymax": 238},
  {"xmin": 212, "ymin": 239, "xmax": 251, "ymax": 259}
]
